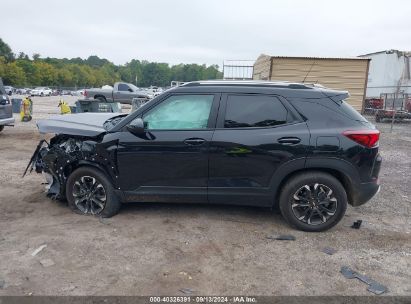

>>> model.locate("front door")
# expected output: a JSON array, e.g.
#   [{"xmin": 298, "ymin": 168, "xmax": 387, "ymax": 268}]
[
  {"xmin": 116, "ymin": 83, "xmax": 133, "ymax": 103},
  {"xmin": 208, "ymin": 93, "xmax": 310, "ymax": 206},
  {"xmin": 117, "ymin": 93, "xmax": 220, "ymax": 203}
]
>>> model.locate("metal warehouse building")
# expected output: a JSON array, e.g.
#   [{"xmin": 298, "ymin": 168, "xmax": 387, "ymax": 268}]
[
  {"xmin": 253, "ymin": 54, "xmax": 370, "ymax": 111},
  {"xmin": 358, "ymin": 50, "xmax": 411, "ymax": 98}
]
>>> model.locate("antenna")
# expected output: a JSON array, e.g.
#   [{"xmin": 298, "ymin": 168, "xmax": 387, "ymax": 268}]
[{"xmin": 303, "ymin": 61, "xmax": 316, "ymax": 83}]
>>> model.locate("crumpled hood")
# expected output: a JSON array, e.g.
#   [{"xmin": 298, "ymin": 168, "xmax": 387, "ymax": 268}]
[{"xmin": 37, "ymin": 113, "xmax": 120, "ymax": 136}]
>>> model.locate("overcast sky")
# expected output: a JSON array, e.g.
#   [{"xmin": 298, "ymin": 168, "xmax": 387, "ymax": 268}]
[{"xmin": 1, "ymin": 0, "xmax": 410, "ymax": 66}]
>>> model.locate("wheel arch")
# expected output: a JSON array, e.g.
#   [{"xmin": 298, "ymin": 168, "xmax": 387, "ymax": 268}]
[
  {"xmin": 64, "ymin": 160, "xmax": 116, "ymax": 188},
  {"xmin": 271, "ymin": 158, "xmax": 360, "ymax": 208},
  {"xmin": 65, "ymin": 162, "xmax": 122, "ymax": 217},
  {"xmin": 94, "ymin": 94, "xmax": 107, "ymax": 101}
]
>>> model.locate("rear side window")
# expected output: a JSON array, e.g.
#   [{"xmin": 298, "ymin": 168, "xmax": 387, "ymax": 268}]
[
  {"xmin": 224, "ymin": 95, "xmax": 288, "ymax": 128},
  {"xmin": 339, "ymin": 99, "xmax": 367, "ymax": 121}
]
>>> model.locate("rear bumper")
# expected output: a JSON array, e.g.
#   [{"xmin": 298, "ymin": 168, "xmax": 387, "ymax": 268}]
[
  {"xmin": 350, "ymin": 152, "xmax": 382, "ymax": 206},
  {"xmin": 0, "ymin": 117, "xmax": 15, "ymax": 126},
  {"xmin": 351, "ymin": 181, "xmax": 380, "ymax": 206}
]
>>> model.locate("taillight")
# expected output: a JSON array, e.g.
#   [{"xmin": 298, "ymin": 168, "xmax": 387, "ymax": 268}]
[
  {"xmin": 84, "ymin": 90, "xmax": 87, "ymax": 97},
  {"xmin": 343, "ymin": 130, "xmax": 380, "ymax": 148}
]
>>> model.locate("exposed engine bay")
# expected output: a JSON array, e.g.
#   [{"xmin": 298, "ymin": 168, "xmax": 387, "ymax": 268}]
[{"xmin": 24, "ymin": 134, "xmax": 119, "ymax": 200}]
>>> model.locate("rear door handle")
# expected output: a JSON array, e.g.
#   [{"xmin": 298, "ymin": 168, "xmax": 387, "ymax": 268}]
[
  {"xmin": 184, "ymin": 138, "xmax": 206, "ymax": 146},
  {"xmin": 277, "ymin": 137, "xmax": 301, "ymax": 145}
]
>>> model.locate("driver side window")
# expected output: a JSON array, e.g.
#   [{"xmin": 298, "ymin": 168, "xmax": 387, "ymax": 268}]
[
  {"xmin": 118, "ymin": 84, "xmax": 130, "ymax": 91},
  {"xmin": 143, "ymin": 94, "xmax": 214, "ymax": 130}
]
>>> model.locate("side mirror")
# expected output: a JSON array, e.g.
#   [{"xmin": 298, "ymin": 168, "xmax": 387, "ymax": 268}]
[{"xmin": 127, "ymin": 118, "xmax": 145, "ymax": 135}]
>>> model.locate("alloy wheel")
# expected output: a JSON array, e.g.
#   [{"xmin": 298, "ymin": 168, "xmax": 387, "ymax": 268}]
[
  {"xmin": 291, "ymin": 183, "xmax": 338, "ymax": 225},
  {"xmin": 72, "ymin": 176, "xmax": 106, "ymax": 215}
]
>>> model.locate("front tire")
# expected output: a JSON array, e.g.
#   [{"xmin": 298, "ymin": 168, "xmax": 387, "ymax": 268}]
[
  {"xmin": 66, "ymin": 167, "xmax": 121, "ymax": 217},
  {"xmin": 279, "ymin": 171, "xmax": 347, "ymax": 232},
  {"xmin": 0, "ymin": 125, "xmax": 4, "ymax": 132}
]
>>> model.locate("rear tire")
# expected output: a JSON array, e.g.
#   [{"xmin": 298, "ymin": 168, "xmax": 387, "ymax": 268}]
[
  {"xmin": 66, "ymin": 167, "xmax": 121, "ymax": 218},
  {"xmin": 0, "ymin": 125, "xmax": 4, "ymax": 132},
  {"xmin": 96, "ymin": 96, "xmax": 106, "ymax": 102},
  {"xmin": 279, "ymin": 171, "xmax": 347, "ymax": 232}
]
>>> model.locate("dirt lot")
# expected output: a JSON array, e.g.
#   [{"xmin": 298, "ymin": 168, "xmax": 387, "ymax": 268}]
[{"xmin": 0, "ymin": 96, "xmax": 410, "ymax": 296}]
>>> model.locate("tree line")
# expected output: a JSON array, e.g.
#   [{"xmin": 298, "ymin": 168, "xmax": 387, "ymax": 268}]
[{"xmin": 0, "ymin": 38, "xmax": 223, "ymax": 88}]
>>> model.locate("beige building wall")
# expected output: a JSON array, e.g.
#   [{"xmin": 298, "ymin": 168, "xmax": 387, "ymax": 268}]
[
  {"xmin": 253, "ymin": 55, "xmax": 272, "ymax": 81},
  {"xmin": 253, "ymin": 55, "xmax": 370, "ymax": 111}
]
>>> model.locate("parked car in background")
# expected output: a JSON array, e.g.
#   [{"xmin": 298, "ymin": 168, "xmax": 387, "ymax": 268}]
[
  {"xmin": 0, "ymin": 78, "xmax": 15, "ymax": 133},
  {"xmin": 4, "ymin": 86, "xmax": 14, "ymax": 96},
  {"xmin": 61, "ymin": 90, "xmax": 72, "ymax": 95},
  {"xmin": 84, "ymin": 82, "xmax": 149, "ymax": 104},
  {"xmin": 366, "ymin": 98, "xmax": 384, "ymax": 110},
  {"xmin": 71, "ymin": 89, "xmax": 85, "ymax": 97},
  {"xmin": 375, "ymin": 96, "xmax": 411, "ymax": 122},
  {"xmin": 31, "ymin": 87, "xmax": 52, "ymax": 96},
  {"xmin": 146, "ymin": 86, "xmax": 164, "ymax": 98},
  {"xmin": 27, "ymin": 80, "xmax": 381, "ymax": 232},
  {"xmin": 16, "ymin": 88, "xmax": 29, "ymax": 95}
]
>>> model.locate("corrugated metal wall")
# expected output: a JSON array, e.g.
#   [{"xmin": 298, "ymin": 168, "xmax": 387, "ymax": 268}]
[
  {"xmin": 359, "ymin": 51, "xmax": 411, "ymax": 98},
  {"xmin": 253, "ymin": 55, "xmax": 271, "ymax": 80},
  {"xmin": 253, "ymin": 55, "xmax": 370, "ymax": 111}
]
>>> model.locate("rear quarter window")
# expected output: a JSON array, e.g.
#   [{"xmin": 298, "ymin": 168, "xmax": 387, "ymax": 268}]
[{"xmin": 338, "ymin": 100, "xmax": 368, "ymax": 122}]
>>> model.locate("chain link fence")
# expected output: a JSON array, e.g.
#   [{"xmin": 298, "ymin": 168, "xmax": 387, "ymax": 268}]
[{"xmin": 363, "ymin": 93, "xmax": 411, "ymax": 133}]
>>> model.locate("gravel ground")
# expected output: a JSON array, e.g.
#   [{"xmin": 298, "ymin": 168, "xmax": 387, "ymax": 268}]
[{"xmin": 0, "ymin": 96, "xmax": 410, "ymax": 296}]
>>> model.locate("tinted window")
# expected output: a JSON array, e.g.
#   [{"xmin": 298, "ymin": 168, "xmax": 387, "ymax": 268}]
[
  {"xmin": 143, "ymin": 94, "xmax": 214, "ymax": 130},
  {"xmin": 224, "ymin": 95, "xmax": 288, "ymax": 128},
  {"xmin": 339, "ymin": 100, "xmax": 367, "ymax": 122},
  {"xmin": 118, "ymin": 83, "xmax": 130, "ymax": 91}
]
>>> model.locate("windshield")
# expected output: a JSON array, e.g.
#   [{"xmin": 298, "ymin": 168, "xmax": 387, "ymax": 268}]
[{"xmin": 128, "ymin": 84, "xmax": 140, "ymax": 91}]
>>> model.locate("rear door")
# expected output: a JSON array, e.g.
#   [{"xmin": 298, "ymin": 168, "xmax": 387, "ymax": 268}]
[{"xmin": 208, "ymin": 93, "xmax": 310, "ymax": 206}]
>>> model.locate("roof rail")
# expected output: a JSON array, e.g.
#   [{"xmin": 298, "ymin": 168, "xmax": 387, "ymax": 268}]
[{"xmin": 182, "ymin": 80, "xmax": 312, "ymax": 89}]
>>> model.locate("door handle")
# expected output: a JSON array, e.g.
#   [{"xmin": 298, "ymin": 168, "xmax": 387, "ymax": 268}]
[
  {"xmin": 184, "ymin": 138, "xmax": 206, "ymax": 146},
  {"xmin": 277, "ymin": 137, "xmax": 301, "ymax": 145}
]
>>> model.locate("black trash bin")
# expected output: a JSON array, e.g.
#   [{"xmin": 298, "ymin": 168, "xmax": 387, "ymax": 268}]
[
  {"xmin": 11, "ymin": 98, "xmax": 22, "ymax": 113},
  {"xmin": 74, "ymin": 99, "xmax": 122, "ymax": 113}
]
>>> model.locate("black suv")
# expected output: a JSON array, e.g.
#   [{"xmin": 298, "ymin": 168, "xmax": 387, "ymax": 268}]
[{"xmin": 28, "ymin": 81, "xmax": 381, "ymax": 231}]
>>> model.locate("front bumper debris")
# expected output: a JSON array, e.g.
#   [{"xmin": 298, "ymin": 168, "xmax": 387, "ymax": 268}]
[{"xmin": 23, "ymin": 135, "xmax": 119, "ymax": 200}]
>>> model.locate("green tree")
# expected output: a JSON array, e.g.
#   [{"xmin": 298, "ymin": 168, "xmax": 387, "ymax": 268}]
[
  {"xmin": 3, "ymin": 61, "xmax": 26, "ymax": 86},
  {"xmin": 0, "ymin": 37, "xmax": 223, "ymax": 87},
  {"xmin": 0, "ymin": 38, "xmax": 14, "ymax": 62},
  {"xmin": 17, "ymin": 52, "xmax": 29, "ymax": 60}
]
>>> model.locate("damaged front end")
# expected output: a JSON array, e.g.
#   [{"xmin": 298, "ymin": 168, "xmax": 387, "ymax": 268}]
[{"xmin": 24, "ymin": 135, "xmax": 118, "ymax": 200}]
